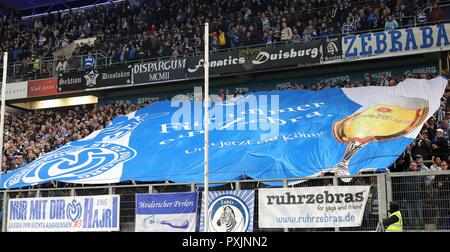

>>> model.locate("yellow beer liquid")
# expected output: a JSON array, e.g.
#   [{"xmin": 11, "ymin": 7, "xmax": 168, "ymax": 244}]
[{"xmin": 334, "ymin": 104, "xmax": 427, "ymax": 143}]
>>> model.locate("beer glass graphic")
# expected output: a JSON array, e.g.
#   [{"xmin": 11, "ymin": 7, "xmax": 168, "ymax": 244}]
[{"xmin": 332, "ymin": 96, "xmax": 429, "ymax": 181}]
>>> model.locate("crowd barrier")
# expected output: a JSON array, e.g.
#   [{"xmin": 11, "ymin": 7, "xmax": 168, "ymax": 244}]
[{"xmin": 1, "ymin": 171, "xmax": 449, "ymax": 232}]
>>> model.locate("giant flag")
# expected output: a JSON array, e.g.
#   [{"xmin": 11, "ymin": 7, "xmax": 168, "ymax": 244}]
[{"xmin": 0, "ymin": 77, "xmax": 446, "ymax": 189}]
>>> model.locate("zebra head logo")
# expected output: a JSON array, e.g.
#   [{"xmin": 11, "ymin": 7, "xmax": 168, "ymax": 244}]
[
  {"xmin": 208, "ymin": 194, "xmax": 251, "ymax": 232},
  {"xmin": 216, "ymin": 206, "xmax": 237, "ymax": 231}
]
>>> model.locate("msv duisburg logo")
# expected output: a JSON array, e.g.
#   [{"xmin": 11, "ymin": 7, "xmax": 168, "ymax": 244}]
[
  {"xmin": 208, "ymin": 194, "xmax": 251, "ymax": 232},
  {"xmin": 67, "ymin": 199, "xmax": 83, "ymax": 222},
  {"xmin": 3, "ymin": 143, "xmax": 136, "ymax": 188}
]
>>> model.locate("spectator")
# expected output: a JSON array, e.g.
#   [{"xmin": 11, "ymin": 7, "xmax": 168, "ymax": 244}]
[
  {"xmin": 390, "ymin": 144, "xmax": 413, "ymax": 172},
  {"xmin": 218, "ymin": 29, "xmax": 228, "ymax": 49},
  {"xmin": 430, "ymin": 2, "xmax": 445, "ymax": 22},
  {"xmin": 211, "ymin": 32, "xmax": 219, "ymax": 52},
  {"xmin": 281, "ymin": 22, "xmax": 293, "ymax": 41},
  {"xmin": 379, "ymin": 74, "xmax": 389, "ymax": 86},
  {"xmin": 128, "ymin": 44, "xmax": 138, "ymax": 61},
  {"xmin": 55, "ymin": 56, "xmax": 68, "ymax": 73},
  {"xmin": 400, "ymin": 161, "xmax": 427, "ymax": 230},
  {"xmin": 341, "ymin": 15, "xmax": 355, "ymax": 34},
  {"xmin": 434, "ymin": 160, "xmax": 450, "ymax": 229},
  {"xmin": 384, "ymin": 15, "xmax": 399, "ymax": 30},
  {"xmin": 435, "ymin": 104, "xmax": 447, "ymax": 124},
  {"xmin": 363, "ymin": 73, "xmax": 376, "ymax": 86},
  {"xmin": 412, "ymin": 131, "xmax": 433, "ymax": 160},
  {"xmin": 231, "ymin": 27, "xmax": 243, "ymax": 48},
  {"xmin": 394, "ymin": 5, "xmax": 407, "ymax": 26},
  {"xmin": 72, "ymin": 44, "xmax": 81, "ymax": 56},
  {"xmin": 261, "ymin": 13, "xmax": 271, "ymax": 31},
  {"xmin": 33, "ymin": 56, "xmax": 42, "ymax": 73},
  {"xmin": 319, "ymin": 23, "xmax": 330, "ymax": 37},
  {"xmin": 292, "ymin": 28, "xmax": 301, "ymax": 43},
  {"xmin": 431, "ymin": 128, "xmax": 449, "ymax": 160}
]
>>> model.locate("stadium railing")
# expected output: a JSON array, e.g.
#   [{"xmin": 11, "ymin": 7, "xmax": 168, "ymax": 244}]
[
  {"xmin": 1, "ymin": 171, "xmax": 449, "ymax": 232},
  {"xmin": 5, "ymin": 12, "xmax": 450, "ymax": 83}
]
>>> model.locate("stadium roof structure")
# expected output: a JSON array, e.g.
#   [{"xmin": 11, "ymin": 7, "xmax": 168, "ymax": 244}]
[{"xmin": 0, "ymin": 0, "xmax": 114, "ymax": 16}]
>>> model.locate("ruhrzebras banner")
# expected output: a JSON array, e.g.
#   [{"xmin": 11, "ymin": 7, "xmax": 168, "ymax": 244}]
[{"xmin": 258, "ymin": 186, "xmax": 370, "ymax": 228}]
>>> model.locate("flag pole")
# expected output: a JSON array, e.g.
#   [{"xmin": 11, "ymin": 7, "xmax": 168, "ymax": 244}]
[
  {"xmin": 203, "ymin": 22, "xmax": 210, "ymax": 232},
  {"xmin": 0, "ymin": 52, "xmax": 8, "ymax": 183}
]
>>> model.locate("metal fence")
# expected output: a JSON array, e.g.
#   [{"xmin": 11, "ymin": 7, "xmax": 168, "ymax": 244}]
[
  {"xmin": 1, "ymin": 171, "xmax": 450, "ymax": 232},
  {"xmin": 390, "ymin": 171, "xmax": 450, "ymax": 231}
]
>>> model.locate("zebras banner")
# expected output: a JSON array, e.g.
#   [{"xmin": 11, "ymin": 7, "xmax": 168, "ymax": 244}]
[
  {"xmin": 135, "ymin": 192, "xmax": 198, "ymax": 232},
  {"xmin": 343, "ymin": 23, "xmax": 450, "ymax": 59},
  {"xmin": 7, "ymin": 195, "xmax": 120, "ymax": 232},
  {"xmin": 200, "ymin": 190, "xmax": 254, "ymax": 232},
  {"xmin": 0, "ymin": 77, "xmax": 446, "ymax": 189},
  {"xmin": 258, "ymin": 186, "xmax": 370, "ymax": 228}
]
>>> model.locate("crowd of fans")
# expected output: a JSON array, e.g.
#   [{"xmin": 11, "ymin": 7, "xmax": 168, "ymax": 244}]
[
  {"xmin": 0, "ymin": 0, "xmax": 448, "ymax": 230},
  {"xmin": 0, "ymin": 0, "xmax": 446, "ymax": 78}
]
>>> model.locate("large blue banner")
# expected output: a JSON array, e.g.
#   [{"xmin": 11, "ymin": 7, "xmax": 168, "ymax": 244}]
[
  {"xmin": 135, "ymin": 192, "xmax": 198, "ymax": 232},
  {"xmin": 0, "ymin": 77, "xmax": 446, "ymax": 189}
]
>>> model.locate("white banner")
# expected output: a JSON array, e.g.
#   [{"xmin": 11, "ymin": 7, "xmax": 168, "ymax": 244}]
[
  {"xmin": 7, "ymin": 195, "xmax": 120, "ymax": 232},
  {"xmin": 343, "ymin": 23, "xmax": 450, "ymax": 59},
  {"xmin": 135, "ymin": 192, "xmax": 198, "ymax": 232},
  {"xmin": 258, "ymin": 186, "xmax": 370, "ymax": 228},
  {"xmin": 6, "ymin": 81, "xmax": 28, "ymax": 100}
]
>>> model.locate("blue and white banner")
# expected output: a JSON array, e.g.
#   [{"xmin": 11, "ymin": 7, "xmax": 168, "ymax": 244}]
[
  {"xmin": 200, "ymin": 190, "xmax": 254, "ymax": 232},
  {"xmin": 343, "ymin": 24, "xmax": 450, "ymax": 59},
  {"xmin": 7, "ymin": 195, "xmax": 120, "ymax": 232},
  {"xmin": 135, "ymin": 192, "xmax": 198, "ymax": 232},
  {"xmin": 258, "ymin": 186, "xmax": 370, "ymax": 228},
  {"xmin": 0, "ymin": 77, "xmax": 446, "ymax": 189}
]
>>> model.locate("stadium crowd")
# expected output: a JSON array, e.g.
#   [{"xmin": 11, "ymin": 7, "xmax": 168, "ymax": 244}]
[
  {"xmin": 0, "ymin": 0, "xmax": 446, "ymax": 77},
  {"xmin": 0, "ymin": 0, "xmax": 448, "ymax": 231}
]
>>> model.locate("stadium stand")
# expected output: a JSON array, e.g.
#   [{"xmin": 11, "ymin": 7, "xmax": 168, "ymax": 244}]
[
  {"xmin": 0, "ymin": 0, "xmax": 449, "ymax": 233},
  {"xmin": 1, "ymin": 0, "xmax": 449, "ymax": 81}
]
